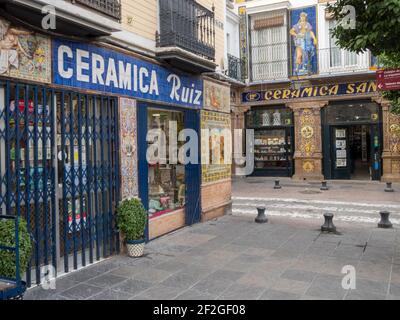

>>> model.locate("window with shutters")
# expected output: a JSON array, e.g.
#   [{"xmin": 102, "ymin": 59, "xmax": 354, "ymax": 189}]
[
  {"xmin": 249, "ymin": 10, "xmax": 289, "ymax": 82},
  {"xmin": 319, "ymin": 18, "xmax": 370, "ymax": 74}
]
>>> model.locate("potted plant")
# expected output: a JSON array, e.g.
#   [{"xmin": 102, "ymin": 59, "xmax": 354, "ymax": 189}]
[
  {"xmin": 116, "ymin": 198, "xmax": 147, "ymax": 257},
  {"xmin": 0, "ymin": 217, "xmax": 32, "ymax": 298}
]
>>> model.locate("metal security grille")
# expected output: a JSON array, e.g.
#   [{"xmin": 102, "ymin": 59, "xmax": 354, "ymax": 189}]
[
  {"xmin": 0, "ymin": 81, "xmax": 119, "ymax": 286},
  {"xmin": 57, "ymin": 92, "xmax": 120, "ymax": 272}
]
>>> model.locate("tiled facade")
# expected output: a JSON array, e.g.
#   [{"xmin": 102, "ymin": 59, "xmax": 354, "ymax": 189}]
[{"xmin": 225, "ymin": 0, "xmax": 398, "ymax": 182}]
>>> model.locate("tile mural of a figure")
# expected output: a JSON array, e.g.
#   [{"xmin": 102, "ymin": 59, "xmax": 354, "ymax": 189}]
[
  {"xmin": 0, "ymin": 17, "xmax": 51, "ymax": 82},
  {"xmin": 290, "ymin": 7, "xmax": 318, "ymax": 76},
  {"xmin": 0, "ymin": 17, "xmax": 32, "ymax": 74}
]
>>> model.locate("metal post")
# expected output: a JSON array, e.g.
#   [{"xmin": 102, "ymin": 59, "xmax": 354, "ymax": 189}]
[
  {"xmin": 385, "ymin": 182, "xmax": 394, "ymax": 192},
  {"xmin": 378, "ymin": 211, "xmax": 393, "ymax": 229},
  {"xmin": 255, "ymin": 206, "xmax": 268, "ymax": 223},
  {"xmin": 274, "ymin": 180, "xmax": 281, "ymax": 189},
  {"xmin": 320, "ymin": 181, "xmax": 329, "ymax": 191},
  {"xmin": 321, "ymin": 213, "xmax": 336, "ymax": 233}
]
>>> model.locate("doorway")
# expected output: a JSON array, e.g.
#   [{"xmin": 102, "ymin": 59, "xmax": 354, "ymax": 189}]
[
  {"xmin": 330, "ymin": 124, "xmax": 380, "ymax": 180},
  {"xmin": 349, "ymin": 125, "xmax": 370, "ymax": 180},
  {"xmin": 322, "ymin": 101, "xmax": 382, "ymax": 181}
]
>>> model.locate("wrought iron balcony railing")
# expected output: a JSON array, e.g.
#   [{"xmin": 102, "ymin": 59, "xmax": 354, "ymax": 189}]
[
  {"xmin": 157, "ymin": 0, "xmax": 216, "ymax": 61},
  {"xmin": 227, "ymin": 54, "xmax": 245, "ymax": 82},
  {"xmin": 71, "ymin": 0, "xmax": 121, "ymax": 20}
]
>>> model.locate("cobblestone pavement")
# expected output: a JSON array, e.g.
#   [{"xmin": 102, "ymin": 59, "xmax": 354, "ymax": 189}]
[
  {"xmin": 232, "ymin": 177, "xmax": 400, "ymax": 226},
  {"xmin": 25, "ymin": 214, "xmax": 400, "ymax": 300}
]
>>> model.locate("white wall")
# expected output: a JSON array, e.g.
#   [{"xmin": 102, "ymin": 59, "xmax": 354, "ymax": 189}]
[{"xmin": 226, "ymin": 13, "xmax": 240, "ymax": 58}]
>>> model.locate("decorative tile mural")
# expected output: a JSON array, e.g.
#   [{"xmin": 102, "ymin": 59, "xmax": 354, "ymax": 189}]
[
  {"xmin": 204, "ymin": 80, "xmax": 230, "ymax": 114},
  {"xmin": 201, "ymin": 111, "xmax": 232, "ymax": 183},
  {"xmin": 0, "ymin": 17, "xmax": 51, "ymax": 83},
  {"xmin": 119, "ymin": 98, "xmax": 138, "ymax": 199},
  {"xmin": 290, "ymin": 6, "xmax": 318, "ymax": 77},
  {"xmin": 388, "ymin": 112, "xmax": 400, "ymax": 154}
]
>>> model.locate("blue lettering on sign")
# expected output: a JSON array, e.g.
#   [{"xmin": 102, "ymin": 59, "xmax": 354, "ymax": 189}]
[{"xmin": 53, "ymin": 39, "xmax": 203, "ymax": 109}]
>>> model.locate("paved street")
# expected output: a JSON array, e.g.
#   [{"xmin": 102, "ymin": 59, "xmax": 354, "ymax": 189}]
[
  {"xmin": 25, "ymin": 182, "xmax": 400, "ymax": 300},
  {"xmin": 233, "ymin": 177, "xmax": 400, "ymax": 225}
]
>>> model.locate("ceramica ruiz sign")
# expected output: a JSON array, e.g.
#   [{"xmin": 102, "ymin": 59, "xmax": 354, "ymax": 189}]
[
  {"xmin": 53, "ymin": 39, "xmax": 203, "ymax": 109},
  {"xmin": 242, "ymin": 81, "xmax": 377, "ymax": 103}
]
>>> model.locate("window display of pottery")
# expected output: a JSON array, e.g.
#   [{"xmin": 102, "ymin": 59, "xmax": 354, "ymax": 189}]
[
  {"xmin": 273, "ymin": 110, "xmax": 281, "ymax": 126},
  {"xmin": 262, "ymin": 112, "xmax": 270, "ymax": 126}
]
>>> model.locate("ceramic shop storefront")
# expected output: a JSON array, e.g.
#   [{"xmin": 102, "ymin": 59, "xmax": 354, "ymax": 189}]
[
  {"xmin": 52, "ymin": 39, "xmax": 204, "ymax": 241},
  {"xmin": 0, "ymin": 17, "xmax": 123, "ymax": 287},
  {"xmin": 239, "ymin": 80, "xmax": 400, "ymax": 181},
  {"xmin": 0, "ymin": 14, "xmax": 205, "ymax": 288}
]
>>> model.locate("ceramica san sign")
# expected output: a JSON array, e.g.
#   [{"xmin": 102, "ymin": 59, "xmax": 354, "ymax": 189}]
[
  {"xmin": 242, "ymin": 81, "xmax": 377, "ymax": 103},
  {"xmin": 52, "ymin": 39, "xmax": 203, "ymax": 109}
]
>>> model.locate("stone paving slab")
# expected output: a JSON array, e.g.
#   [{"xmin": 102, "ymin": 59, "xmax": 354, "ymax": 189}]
[{"xmin": 24, "ymin": 215, "xmax": 400, "ymax": 300}]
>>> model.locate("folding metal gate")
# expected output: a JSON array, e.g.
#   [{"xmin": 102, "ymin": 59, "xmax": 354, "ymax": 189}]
[{"xmin": 0, "ymin": 81, "xmax": 120, "ymax": 287}]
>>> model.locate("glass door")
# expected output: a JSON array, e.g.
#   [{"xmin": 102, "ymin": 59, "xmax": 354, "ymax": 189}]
[
  {"xmin": 370, "ymin": 124, "xmax": 382, "ymax": 181},
  {"xmin": 331, "ymin": 126, "xmax": 351, "ymax": 179}
]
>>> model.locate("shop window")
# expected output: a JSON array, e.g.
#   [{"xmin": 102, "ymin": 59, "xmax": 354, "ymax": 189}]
[
  {"xmin": 246, "ymin": 108, "xmax": 293, "ymax": 128},
  {"xmin": 147, "ymin": 109, "xmax": 185, "ymax": 219},
  {"xmin": 246, "ymin": 107, "xmax": 294, "ymax": 176},
  {"xmin": 326, "ymin": 102, "xmax": 380, "ymax": 124}
]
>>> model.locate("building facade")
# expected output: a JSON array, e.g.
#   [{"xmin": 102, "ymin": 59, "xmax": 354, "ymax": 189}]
[
  {"xmin": 0, "ymin": 0, "xmax": 232, "ymax": 287},
  {"xmin": 226, "ymin": 0, "xmax": 400, "ymax": 182}
]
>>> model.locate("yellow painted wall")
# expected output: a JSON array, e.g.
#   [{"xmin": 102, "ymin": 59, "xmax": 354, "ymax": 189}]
[
  {"xmin": 121, "ymin": 0, "xmax": 158, "ymax": 42},
  {"xmin": 120, "ymin": 0, "xmax": 224, "ymax": 69}
]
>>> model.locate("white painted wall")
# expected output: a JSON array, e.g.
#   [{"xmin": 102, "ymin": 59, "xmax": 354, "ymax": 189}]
[{"xmin": 226, "ymin": 11, "xmax": 240, "ymax": 58}]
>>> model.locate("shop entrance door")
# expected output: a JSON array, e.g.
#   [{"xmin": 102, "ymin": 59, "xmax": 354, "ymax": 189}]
[
  {"xmin": 322, "ymin": 101, "xmax": 382, "ymax": 181},
  {"xmin": 330, "ymin": 124, "xmax": 381, "ymax": 180}
]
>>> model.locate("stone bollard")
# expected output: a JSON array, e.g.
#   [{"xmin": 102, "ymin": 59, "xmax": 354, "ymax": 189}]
[
  {"xmin": 255, "ymin": 207, "xmax": 268, "ymax": 224},
  {"xmin": 320, "ymin": 181, "xmax": 329, "ymax": 191},
  {"xmin": 378, "ymin": 211, "xmax": 393, "ymax": 229},
  {"xmin": 385, "ymin": 182, "xmax": 394, "ymax": 193},
  {"xmin": 321, "ymin": 213, "xmax": 336, "ymax": 233},
  {"xmin": 274, "ymin": 180, "xmax": 282, "ymax": 190}
]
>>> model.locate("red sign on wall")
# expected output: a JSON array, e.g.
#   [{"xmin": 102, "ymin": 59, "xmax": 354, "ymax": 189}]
[{"xmin": 377, "ymin": 69, "xmax": 400, "ymax": 91}]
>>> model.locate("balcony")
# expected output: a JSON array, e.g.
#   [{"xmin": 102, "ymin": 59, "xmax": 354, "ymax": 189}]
[
  {"xmin": 250, "ymin": 42, "xmax": 289, "ymax": 82},
  {"xmin": 156, "ymin": 0, "xmax": 217, "ymax": 73},
  {"xmin": 249, "ymin": 43, "xmax": 373, "ymax": 82},
  {"xmin": 72, "ymin": 0, "xmax": 121, "ymax": 21},
  {"xmin": 1, "ymin": 0, "xmax": 122, "ymax": 37},
  {"xmin": 227, "ymin": 54, "xmax": 246, "ymax": 82},
  {"xmin": 319, "ymin": 47, "xmax": 371, "ymax": 75}
]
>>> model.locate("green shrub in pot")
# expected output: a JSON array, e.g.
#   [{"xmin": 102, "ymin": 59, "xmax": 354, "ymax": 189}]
[
  {"xmin": 116, "ymin": 198, "xmax": 147, "ymax": 257},
  {"xmin": 0, "ymin": 218, "xmax": 32, "ymax": 279}
]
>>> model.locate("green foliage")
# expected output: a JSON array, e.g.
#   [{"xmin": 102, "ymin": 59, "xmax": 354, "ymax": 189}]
[
  {"xmin": 116, "ymin": 198, "xmax": 147, "ymax": 241},
  {"xmin": 328, "ymin": 0, "xmax": 400, "ymax": 114},
  {"xmin": 328, "ymin": 0, "xmax": 400, "ymax": 56},
  {"xmin": 0, "ymin": 218, "xmax": 32, "ymax": 279}
]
